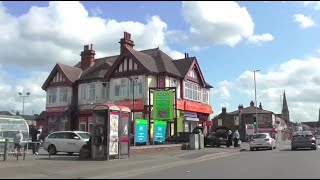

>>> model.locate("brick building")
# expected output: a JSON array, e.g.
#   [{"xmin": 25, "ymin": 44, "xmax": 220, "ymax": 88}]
[{"xmin": 41, "ymin": 32, "xmax": 213, "ymax": 138}]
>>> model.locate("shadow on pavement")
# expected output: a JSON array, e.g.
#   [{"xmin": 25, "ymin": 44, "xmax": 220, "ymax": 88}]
[{"xmin": 279, "ymin": 148, "xmax": 315, "ymax": 151}]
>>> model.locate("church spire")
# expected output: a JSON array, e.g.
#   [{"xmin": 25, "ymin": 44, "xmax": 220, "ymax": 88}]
[{"xmin": 282, "ymin": 91, "xmax": 290, "ymax": 122}]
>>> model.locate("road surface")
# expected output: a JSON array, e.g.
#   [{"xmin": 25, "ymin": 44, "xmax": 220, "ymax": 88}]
[{"xmin": 120, "ymin": 144, "xmax": 320, "ymax": 179}]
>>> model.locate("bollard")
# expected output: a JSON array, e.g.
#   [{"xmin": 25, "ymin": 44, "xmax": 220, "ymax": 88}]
[{"xmin": 3, "ymin": 139, "xmax": 8, "ymax": 161}]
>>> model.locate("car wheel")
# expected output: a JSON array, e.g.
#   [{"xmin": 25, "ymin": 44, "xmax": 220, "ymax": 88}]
[
  {"xmin": 269, "ymin": 147, "xmax": 273, "ymax": 150},
  {"xmin": 273, "ymin": 146, "xmax": 276, "ymax": 149},
  {"xmin": 250, "ymin": 147, "xmax": 255, "ymax": 151},
  {"xmin": 291, "ymin": 147, "xmax": 296, "ymax": 151},
  {"xmin": 312, "ymin": 146, "xmax": 317, "ymax": 150},
  {"xmin": 48, "ymin": 145, "xmax": 57, "ymax": 155}
]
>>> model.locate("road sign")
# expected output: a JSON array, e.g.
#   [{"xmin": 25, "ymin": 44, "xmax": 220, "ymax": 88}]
[{"xmin": 246, "ymin": 124, "xmax": 255, "ymax": 135}]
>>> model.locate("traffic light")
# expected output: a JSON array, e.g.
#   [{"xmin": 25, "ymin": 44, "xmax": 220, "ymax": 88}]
[{"xmin": 253, "ymin": 116, "xmax": 257, "ymax": 126}]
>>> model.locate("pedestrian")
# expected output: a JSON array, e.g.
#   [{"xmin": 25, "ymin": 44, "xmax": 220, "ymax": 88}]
[
  {"xmin": 32, "ymin": 129, "xmax": 41, "ymax": 155},
  {"xmin": 13, "ymin": 129, "xmax": 23, "ymax": 156},
  {"xmin": 233, "ymin": 130, "xmax": 240, "ymax": 148},
  {"xmin": 226, "ymin": 130, "xmax": 233, "ymax": 148}
]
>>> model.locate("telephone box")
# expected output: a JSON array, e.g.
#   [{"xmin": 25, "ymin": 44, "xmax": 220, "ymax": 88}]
[{"xmin": 91, "ymin": 104, "xmax": 131, "ymax": 160}]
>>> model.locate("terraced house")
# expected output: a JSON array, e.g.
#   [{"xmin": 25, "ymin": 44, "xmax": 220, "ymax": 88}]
[{"xmin": 41, "ymin": 32, "xmax": 213, "ymax": 138}]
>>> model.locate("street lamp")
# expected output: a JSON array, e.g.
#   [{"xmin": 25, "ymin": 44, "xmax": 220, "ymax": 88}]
[
  {"xmin": 129, "ymin": 75, "xmax": 139, "ymax": 146},
  {"xmin": 18, "ymin": 91, "xmax": 30, "ymax": 115},
  {"xmin": 254, "ymin": 70, "xmax": 260, "ymax": 133}
]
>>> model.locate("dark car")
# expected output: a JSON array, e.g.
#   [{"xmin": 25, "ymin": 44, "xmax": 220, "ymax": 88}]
[
  {"xmin": 165, "ymin": 132, "xmax": 191, "ymax": 143},
  {"xmin": 209, "ymin": 127, "xmax": 231, "ymax": 147},
  {"xmin": 291, "ymin": 131, "xmax": 317, "ymax": 150}
]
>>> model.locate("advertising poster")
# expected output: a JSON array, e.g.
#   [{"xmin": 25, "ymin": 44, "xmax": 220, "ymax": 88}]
[
  {"xmin": 154, "ymin": 121, "xmax": 167, "ymax": 142},
  {"xmin": 153, "ymin": 91, "xmax": 174, "ymax": 120},
  {"xmin": 135, "ymin": 119, "xmax": 148, "ymax": 143},
  {"xmin": 109, "ymin": 114, "xmax": 119, "ymax": 155}
]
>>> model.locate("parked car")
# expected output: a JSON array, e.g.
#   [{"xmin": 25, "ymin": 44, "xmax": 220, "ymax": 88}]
[
  {"xmin": 165, "ymin": 132, "xmax": 191, "ymax": 143},
  {"xmin": 315, "ymin": 134, "xmax": 320, "ymax": 139},
  {"xmin": 249, "ymin": 133, "xmax": 276, "ymax": 151},
  {"xmin": 43, "ymin": 131, "xmax": 90, "ymax": 155},
  {"xmin": 209, "ymin": 127, "xmax": 231, "ymax": 147},
  {"xmin": 291, "ymin": 131, "xmax": 317, "ymax": 150}
]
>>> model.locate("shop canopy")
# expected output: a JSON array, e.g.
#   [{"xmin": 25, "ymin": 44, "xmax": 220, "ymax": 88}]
[{"xmin": 0, "ymin": 115, "xmax": 29, "ymax": 142}]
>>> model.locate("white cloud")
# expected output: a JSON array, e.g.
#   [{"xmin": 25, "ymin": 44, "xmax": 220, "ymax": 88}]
[
  {"xmin": 293, "ymin": 14, "xmax": 315, "ymax": 29},
  {"xmin": 212, "ymin": 80, "xmax": 232, "ymax": 100},
  {"xmin": 0, "ymin": 65, "xmax": 48, "ymax": 115},
  {"xmin": 223, "ymin": 56, "xmax": 320, "ymax": 122},
  {"xmin": 304, "ymin": 1, "xmax": 320, "ymax": 10},
  {"xmin": 248, "ymin": 33, "xmax": 274, "ymax": 44},
  {"xmin": 0, "ymin": 1, "xmax": 181, "ymax": 68},
  {"xmin": 0, "ymin": 1, "xmax": 184, "ymax": 115},
  {"xmin": 90, "ymin": 6, "xmax": 103, "ymax": 16},
  {"xmin": 168, "ymin": 1, "xmax": 273, "ymax": 49}
]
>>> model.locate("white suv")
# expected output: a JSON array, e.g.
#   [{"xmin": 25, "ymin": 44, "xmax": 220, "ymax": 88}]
[{"xmin": 43, "ymin": 131, "xmax": 90, "ymax": 155}]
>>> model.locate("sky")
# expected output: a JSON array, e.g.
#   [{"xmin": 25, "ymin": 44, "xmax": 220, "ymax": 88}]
[{"xmin": 0, "ymin": 1, "xmax": 320, "ymax": 122}]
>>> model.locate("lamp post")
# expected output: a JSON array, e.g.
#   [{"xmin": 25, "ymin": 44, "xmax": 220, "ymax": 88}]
[
  {"xmin": 254, "ymin": 70, "xmax": 260, "ymax": 133},
  {"xmin": 18, "ymin": 91, "xmax": 30, "ymax": 115},
  {"xmin": 129, "ymin": 76, "xmax": 138, "ymax": 146}
]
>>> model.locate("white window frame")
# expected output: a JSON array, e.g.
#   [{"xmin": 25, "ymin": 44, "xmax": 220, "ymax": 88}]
[
  {"xmin": 184, "ymin": 81, "xmax": 200, "ymax": 101},
  {"xmin": 80, "ymin": 84, "xmax": 87, "ymax": 100},
  {"xmin": 123, "ymin": 58, "xmax": 127, "ymax": 71},
  {"xmin": 101, "ymin": 82, "xmax": 109, "ymax": 99},
  {"xmin": 128, "ymin": 58, "xmax": 133, "ymax": 70},
  {"xmin": 89, "ymin": 82, "xmax": 96, "ymax": 100},
  {"xmin": 202, "ymin": 89, "xmax": 209, "ymax": 104},
  {"xmin": 48, "ymin": 88, "xmax": 57, "ymax": 103},
  {"xmin": 171, "ymin": 78, "xmax": 177, "ymax": 87},
  {"xmin": 59, "ymin": 87, "xmax": 68, "ymax": 102}
]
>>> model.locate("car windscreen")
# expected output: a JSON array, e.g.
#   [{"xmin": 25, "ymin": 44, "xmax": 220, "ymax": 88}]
[
  {"xmin": 77, "ymin": 132, "xmax": 90, "ymax": 139},
  {"xmin": 293, "ymin": 131, "xmax": 312, "ymax": 137},
  {"xmin": 253, "ymin": 134, "xmax": 267, "ymax": 139}
]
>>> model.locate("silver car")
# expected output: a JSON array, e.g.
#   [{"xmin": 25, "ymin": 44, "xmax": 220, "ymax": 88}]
[
  {"xmin": 291, "ymin": 131, "xmax": 317, "ymax": 150},
  {"xmin": 249, "ymin": 133, "xmax": 276, "ymax": 151}
]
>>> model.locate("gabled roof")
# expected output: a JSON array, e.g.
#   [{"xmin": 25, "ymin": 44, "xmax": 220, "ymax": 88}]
[
  {"xmin": 35, "ymin": 111, "xmax": 46, "ymax": 121},
  {"xmin": 228, "ymin": 106, "xmax": 273, "ymax": 115},
  {"xmin": 127, "ymin": 48, "xmax": 158, "ymax": 73},
  {"xmin": 140, "ymin": 48, "xmax": 181, "ymax": 77},
  {"xmin": 42, "ymin": 63, "xmax": 82, "ymax": 90},
  {"xmin": 58, "ymin": 63, "xmax": 82, "ymax": 83},
  {"xmin": 173, "ymin": 57, "xmax": 194, "ymax": 77}
]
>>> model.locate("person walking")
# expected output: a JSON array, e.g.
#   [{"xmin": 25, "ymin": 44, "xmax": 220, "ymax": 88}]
[
  {"xmin": 13, "ymin": 129, "xmax": 23, "ymax": 156},
  {"xmin": 233, "ymin": 130, "xmax": 240, "ymax": 148},
  {"xmin": 226, "ymin": 130, "xmax": 233, "ymax": 148}
]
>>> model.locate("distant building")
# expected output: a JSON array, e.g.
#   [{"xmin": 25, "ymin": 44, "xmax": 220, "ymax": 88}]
[
  {"xmin": 212, "ymin": 101, "xmax": 287, "ymax": 141},
  {"xmin": 0, "ymin": 111, "xmax": 13, "ymax": 116}
]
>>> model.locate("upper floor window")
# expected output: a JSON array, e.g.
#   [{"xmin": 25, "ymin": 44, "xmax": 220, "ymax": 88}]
[
  {"xmin": 59, "ymin": 87, "xmax": 68, "ymax": 102},
  {"xmin": 130, "ymin": 81, "xmax": 143, "ymax": 97},
  {"xmin": 184, "ymin": 82, "xmax": 200, "ymax": 101},
  {"xmin": 89, "ymin": 82, "xmax": 96, "ymax": 100},
  {"xmin": 115, "ymin": 79, "xmax": 127, "ymax": 97},
  {"xmin": 48, "ymin": 88, "xmax": 57, "ymax": 103},
  {"xmin": 101, "ymin": 82, "xmax": 109, "ymax": 99},
  {"xmin": 80, "ymin": 84, "xmax": 87, "ymax": 100},
  {"xmin": 202, "ymin": 89, "xmax": 209, "ymax": 104}
]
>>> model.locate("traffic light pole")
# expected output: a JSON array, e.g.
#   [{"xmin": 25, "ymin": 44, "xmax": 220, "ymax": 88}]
[{"xmin": 254, "ymin": 70, "xmax": 259, "ymax": 134}]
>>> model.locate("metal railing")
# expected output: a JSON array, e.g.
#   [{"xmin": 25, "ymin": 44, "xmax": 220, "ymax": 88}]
[{"xmin": 0, "ymin": 139, "xmax": 28, "ymax": 161}]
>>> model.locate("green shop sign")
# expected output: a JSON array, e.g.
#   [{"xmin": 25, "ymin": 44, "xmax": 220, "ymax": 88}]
[{"xmin": 153, "ymin": 90, "xmax": 174, "ymax": 120}]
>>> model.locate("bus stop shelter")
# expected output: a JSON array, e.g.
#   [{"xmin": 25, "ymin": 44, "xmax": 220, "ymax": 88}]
[{"xmin": 0, "ymin": 115, "xmax": 30, "ymax": 160}]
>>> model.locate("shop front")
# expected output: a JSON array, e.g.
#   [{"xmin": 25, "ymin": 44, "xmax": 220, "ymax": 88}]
[
  {"xmin": 183, "ymin": 111, "xmax": 199, "ymax": 132},
  {"xmin": 78, "ymin": 112, "xmax": 93, "ymax": 133}
]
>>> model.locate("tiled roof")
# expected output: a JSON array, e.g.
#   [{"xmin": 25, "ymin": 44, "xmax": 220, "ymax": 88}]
[
  {"xmin": 58, "ymin": 63, "xmax": 82, "ymax": 83},
  {"xmin": 0, "ymin": 111, "xmax": 13, "ymax": 116},
  {"xmin": 20, "ymin": 115, "xmax": 37, "ymax": 120},
  {"xmin": 228, "ymin": 106, "xmax": 273, "ymax": 115},
  {"xmin": 173, "ymin": 57, "xmax": 194, "ymax": 77}
]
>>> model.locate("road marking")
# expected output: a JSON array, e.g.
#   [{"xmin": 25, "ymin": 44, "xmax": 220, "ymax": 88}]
[{"xmin": 89, "ymin": 151, "xmax": 241, "ymax": 179}]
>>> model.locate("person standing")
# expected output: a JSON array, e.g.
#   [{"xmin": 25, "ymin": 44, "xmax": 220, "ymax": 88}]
[
  {"xmin": 233, "ymin": 130, "xmax": 240, "ymax": 148},
  {"xmin": 226, "ymin": 130, "xmax": 233, "ymax": 148},
  {"xmin": 13, "ymin": 130, "xmax": 23, "ymax": 156}
]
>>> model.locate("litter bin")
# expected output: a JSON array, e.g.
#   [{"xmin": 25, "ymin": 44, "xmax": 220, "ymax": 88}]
[
  {"xmin": 189, "ymin": 134, "xmax": 199, "ymax": 150},
  {"xmin": 199, "ymin": 134, "xmax": 204, "ymax": 149}
]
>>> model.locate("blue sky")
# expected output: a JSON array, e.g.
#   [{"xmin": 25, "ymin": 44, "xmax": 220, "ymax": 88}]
[{"xmin": 1, "ymin": 1, "xmax": 320, "ymax": 122}]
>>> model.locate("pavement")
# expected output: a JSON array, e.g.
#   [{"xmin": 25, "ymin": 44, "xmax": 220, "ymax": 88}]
[{"xmin": 0, "ymin": 143, "xmax": 247, "ymax": 179}]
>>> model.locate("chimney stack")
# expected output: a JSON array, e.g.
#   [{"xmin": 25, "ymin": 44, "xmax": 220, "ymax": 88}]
[
  {"xmin": 250, "ymin": 101, "xmax": 254, "ymax": 107},
  {"xmin": 119, "ymin": 31, "xmax": 135, "ymax": 54},
  {"xmin": 80, "ymin": 44, "xmax": 96, "ymax": 70},
  {"xmin": 222, "ymin": 107, "xmax": 227, "ymax": 114},
  {"xmin": 259, "ymin": 102, "xmax": 263, "ymax": 109},
  {"xmin": 238, "ymin": 104, "xmax": 244, "ymax": 110}
]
